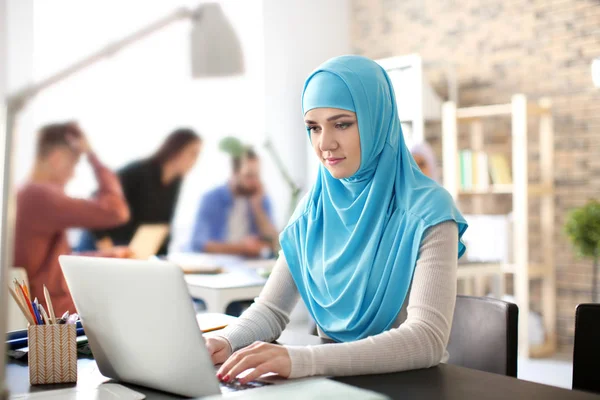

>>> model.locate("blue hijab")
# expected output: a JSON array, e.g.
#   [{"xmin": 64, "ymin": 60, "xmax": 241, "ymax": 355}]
[{"xmin": 280, "ymin": 55, "xmax": 467, "ymax": 343}]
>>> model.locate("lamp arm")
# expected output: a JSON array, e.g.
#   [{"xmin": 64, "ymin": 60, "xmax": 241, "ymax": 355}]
[
  {"xmin": 263, "ymin": 137, "xmax": 304, "ymax": 219},
  {"xmin": 263, "ymin": 138, "xmax": 301, "ymax": 192},
  {"xmin": 7, "ymin": 6, "xmax": 197, "ymax": 111}
]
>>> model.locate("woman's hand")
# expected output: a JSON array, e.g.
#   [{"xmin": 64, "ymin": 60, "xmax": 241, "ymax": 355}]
[
  {"xmin": 205, "ymin": 337, "xmax": 233, "ymax": 365},
  {"xmin": 216, "ymin": 341, "xmax": 291, "ymax": 384}
]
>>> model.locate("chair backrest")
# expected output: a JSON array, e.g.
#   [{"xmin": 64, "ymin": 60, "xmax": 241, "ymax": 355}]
[
  {"xmin": 572, "ymin": 303, "xmax": 600, "ymax": 394},
  {"xmin": 7, "ymin": 267, "xmax": 30, "ymax": 332},
  {"xmin": 447, "ymin": 295, "xmax": 518, "ymax": 377}
]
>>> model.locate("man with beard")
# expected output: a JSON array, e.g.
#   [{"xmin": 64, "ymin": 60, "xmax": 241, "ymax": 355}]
[{"xmin": 189, "ymin": 149, "xmax": 277, "ymax": 257}]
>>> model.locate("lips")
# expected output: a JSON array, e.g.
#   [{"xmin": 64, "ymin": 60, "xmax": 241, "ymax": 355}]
[{"xmin": 325, "ymin": 157, "xmax": 345, "ymax": 166}]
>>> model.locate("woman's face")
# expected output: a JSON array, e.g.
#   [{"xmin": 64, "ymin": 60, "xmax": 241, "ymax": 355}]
[
  {"xmin": 174, "ymin": 140, "xmax": 202, "ymax": 176},
  {"xmin": 305, "ymin": 107, "xmax": 361, "ymax": 179}
]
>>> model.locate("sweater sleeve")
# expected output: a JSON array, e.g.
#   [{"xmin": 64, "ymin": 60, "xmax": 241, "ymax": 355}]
[
  {"xmin": 24, "ymin": 153, "xmax": 130, "ymax": 233},
  {"xmin": 217, "ymin": 221, "xmax": 459, "ymax": 379},
  {"xmin": 217, "ymin": 253, "xmax": 300, "ymax": 351},
  {"xmin": 284, "ymin": 221, "xmax": 459, "ymax": 378}
]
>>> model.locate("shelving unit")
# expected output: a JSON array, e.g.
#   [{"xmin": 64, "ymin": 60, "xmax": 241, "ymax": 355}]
[
  {"xmin": 376, "ymin": 54, "xmax": 444, "ymax": 147},
  {"xmin": 442, "ymin": 94, "xmax": 555, "ymax": 358}
]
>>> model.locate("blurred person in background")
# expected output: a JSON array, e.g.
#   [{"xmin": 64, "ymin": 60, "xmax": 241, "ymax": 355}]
[
  {"xmin": 189, "ymin": 148, "xmax": 277, "ymax": 257},
  {"xmin": 77, "ymin": 128, "xmax": 202, "ymax": 255},
  {"xmin": 410, "ymin": 142, "xmax": 440, "ymax": 183},
  {"xmin": 15, "ymin": 122, "xmax": 131, "ymax": 315}
]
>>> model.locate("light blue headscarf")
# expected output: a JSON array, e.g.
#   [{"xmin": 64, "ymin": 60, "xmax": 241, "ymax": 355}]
[{"xmin": 279, "ymin": 55, "xmax": 468, "ymax": 343}]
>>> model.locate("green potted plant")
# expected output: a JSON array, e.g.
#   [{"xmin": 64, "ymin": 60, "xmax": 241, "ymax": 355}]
[{"xmin": 564, "ymin": 200, "xmax": 600, "ymax": 302}]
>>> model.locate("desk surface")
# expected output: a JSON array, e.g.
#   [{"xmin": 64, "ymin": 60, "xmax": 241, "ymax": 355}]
[{"xmin": 6, "ymin": 331, "xmax": 599, "ymax": 400}]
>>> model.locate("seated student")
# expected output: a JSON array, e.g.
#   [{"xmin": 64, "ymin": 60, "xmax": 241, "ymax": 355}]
[
  {"xmin": 205, "ymin": 56, "xmax": 467, "ymax": 382},
  {"xmin": 410, "ymin": 141, "xmax": 440, "ymax": 183},
  {"xmin": 14, "ymin": 122, "xmax": 130, "ymax": 316},
  {"xmin": 77, "ymin": 128, "xmax": 202, "ymax": 255},
  {"xmin": 189, "ymin": 149, "xmax": 277, "ymax": 257}
]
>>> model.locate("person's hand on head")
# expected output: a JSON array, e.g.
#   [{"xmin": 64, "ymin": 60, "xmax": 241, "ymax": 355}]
[
  {"xmin": 65, "ymin": 122, "xmax": 92, "ymax": 154},
  {"xmin": 205, "ymin": 337, "xmax": 233, "ymax": 365},
  {"xmin": 249, "ymin": 182, "xmax": 264, "ymax": 208},
  {"xmin": 216, "ymin": 342, "xmax": 291, "ymax": 384}
]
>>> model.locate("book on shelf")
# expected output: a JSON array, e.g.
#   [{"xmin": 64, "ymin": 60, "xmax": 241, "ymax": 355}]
[
  {"xmin": 458, "ymin": 150, "xmax": 511, "ymax": 191},
  {"xmin": 488, "ymin": 153, "xmax": 512, "ymax": 185}
]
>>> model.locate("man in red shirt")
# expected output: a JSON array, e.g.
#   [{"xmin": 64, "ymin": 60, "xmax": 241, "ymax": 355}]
[{"xmin": 14, "ymin": 122, "xmax": 131, "ymax": 315}]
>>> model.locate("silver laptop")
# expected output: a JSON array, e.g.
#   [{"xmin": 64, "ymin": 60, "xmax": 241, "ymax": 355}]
[
  {"xmin": 58, "ymin": 255, "xmax": 275, "ymax": 397},
  {"xmin": 59, "ymin": 256, "xmax": 389, "ymax": 399}
]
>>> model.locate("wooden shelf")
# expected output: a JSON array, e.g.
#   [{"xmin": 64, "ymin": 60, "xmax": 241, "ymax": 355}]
[
  {"xmin": 456, "ymin": 103, "xmax": 512, "ymax": 120},
  {"xmin": 458, "ymin": 185, "xmax": 513, "ymax": 195},
  {"xmin": 443, "ymin": 94, "xmax": 555, "ymax": 358},
  {"xmin": 458, "ymin": 184, "xmax": 553, "ymax": 196}
]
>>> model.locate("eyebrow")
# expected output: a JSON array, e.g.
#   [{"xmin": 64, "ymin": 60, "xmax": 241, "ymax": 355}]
[{"xmin": 304, "ymin": 113, "xmax": 356, "ymax": 124}]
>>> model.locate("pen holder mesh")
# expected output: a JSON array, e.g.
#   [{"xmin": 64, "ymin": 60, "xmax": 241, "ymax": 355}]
[{"xmin": 28, "ymin": 324, "xmax": 77, "ymax": 385}]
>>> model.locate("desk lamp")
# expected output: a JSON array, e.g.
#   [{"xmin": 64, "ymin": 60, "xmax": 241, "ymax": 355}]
[{"xmin": 0, "ymin": 4, "xmax": 244, "ymax": 397}]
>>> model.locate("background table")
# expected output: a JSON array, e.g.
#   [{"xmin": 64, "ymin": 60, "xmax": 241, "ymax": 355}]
[{"xmin": 170, "ymin": 253, "xmax": 271, "ymax": 314}]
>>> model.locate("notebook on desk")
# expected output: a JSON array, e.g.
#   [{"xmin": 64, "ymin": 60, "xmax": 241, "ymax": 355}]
[{"xmin": 166, "ymin": 253, "xmax": 224, "ymax": 274}]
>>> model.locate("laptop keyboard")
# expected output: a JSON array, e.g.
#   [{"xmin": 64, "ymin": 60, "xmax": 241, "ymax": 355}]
[{"xmin": 220, "ymin": 379, "xmax": 272, "ymax": 393}]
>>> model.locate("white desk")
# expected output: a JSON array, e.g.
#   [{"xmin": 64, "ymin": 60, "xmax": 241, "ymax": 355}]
[{"xmin": 170, "ymin": 253, "xmax": 271, "ymax": 314}]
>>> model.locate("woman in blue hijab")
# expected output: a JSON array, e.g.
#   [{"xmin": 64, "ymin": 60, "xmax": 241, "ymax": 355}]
[{"xmin": 207, "ymin": 55, "xmax": 467, "ymax": 383}]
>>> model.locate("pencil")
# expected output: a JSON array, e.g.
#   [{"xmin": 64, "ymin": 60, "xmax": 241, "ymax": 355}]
[
  {"xmin": 8, "ymin": 286, "xmax": 35, "ymax": 325},
  {"xmin": 43, "ymin": 285, "xmax": 56, "ymax": 324},
  {"xmin": 16, "ymin": 282, "xmax": 37, "ymax": 324},
  {"xmin": 201, "ymin": 324, "xmax": 228, "ymax": 333},
  {"xmin": 21, "ymin": 280, "xmax": 30, "ymax": 298}
]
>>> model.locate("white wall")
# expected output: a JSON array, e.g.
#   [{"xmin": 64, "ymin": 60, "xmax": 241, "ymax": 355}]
[
  {"xmin": 8, "ymin": 0, "xmax": 34, "ymax": 188},
  {"xmin": 13, "ymin": 0, "xmax": 351, "ymax": 249},
  {"xmin": 0, "ymin": 0, "xmax": 6, "ymax": 99},
  {"xmin": 261, "ymin": 0, "xmax": 350, "ymax": 225}
]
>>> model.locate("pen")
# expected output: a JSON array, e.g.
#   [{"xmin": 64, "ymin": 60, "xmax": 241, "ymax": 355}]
[
  {"xmin": 32, "ymin": 298, "xmax": 43, "ymax": 325},
  {"xmin": 38, "ymin": 303, "xmax": 51, "ymax": 325},
  {"xmin": 43, "ymin": 285, "xmax": 56, "ymax": 324},
  {"xmin": 58, "ymin": 311, "xmax": 70, "ymax": 324},
  {"xmin": 66, "ymin": 313, "xmax": 78, "ymax": 325}
]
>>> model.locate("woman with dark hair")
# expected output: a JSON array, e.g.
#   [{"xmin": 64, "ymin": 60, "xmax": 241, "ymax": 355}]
[{"xmin": 77, "ymin": 128, "xmax": 202, "ymax": 255}]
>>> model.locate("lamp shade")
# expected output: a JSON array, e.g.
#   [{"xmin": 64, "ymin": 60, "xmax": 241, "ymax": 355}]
[{"xmin": 190, "ymin": 3, "xmax": 244, "ymax": 78}]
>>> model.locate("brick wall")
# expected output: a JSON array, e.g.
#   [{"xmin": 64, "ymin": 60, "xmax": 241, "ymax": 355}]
[{"xmin": 350, "ymin": 0, "xmax": 600, "ymax": 351}]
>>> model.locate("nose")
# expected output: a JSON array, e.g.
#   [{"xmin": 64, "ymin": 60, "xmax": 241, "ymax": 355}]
[{"xmin": 319, "ymin": 127, "xmax": 338, "ymax": 153}]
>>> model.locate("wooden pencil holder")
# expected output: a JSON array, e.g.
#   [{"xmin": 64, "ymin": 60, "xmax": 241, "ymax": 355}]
[{"xmin": 27, "ymin": 324, "xmax": 77, "ymax": 385}]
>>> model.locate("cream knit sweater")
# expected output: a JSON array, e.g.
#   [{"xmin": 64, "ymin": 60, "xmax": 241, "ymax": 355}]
[{"xmin": 218, "ymin": 221, "xmax": 459, "ymax": 378}]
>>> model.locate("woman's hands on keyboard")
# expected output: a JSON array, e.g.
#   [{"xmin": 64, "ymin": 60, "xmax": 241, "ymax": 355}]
[
  {"xmin": 216, "ymin": 342, "xmax": 292, "ymax": 384},
  {"xmin": 205, "ymin": 337, "xmax": 233, "ymax": 365}
]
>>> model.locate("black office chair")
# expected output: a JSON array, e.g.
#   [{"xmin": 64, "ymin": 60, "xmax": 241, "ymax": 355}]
[
  {"xmin": 447, "ymin": 295, "xmax": 518, "ymax": 377},
  {"xmin": 572, "ymin": 303, "xmax": 600, "ymax": 394}
]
